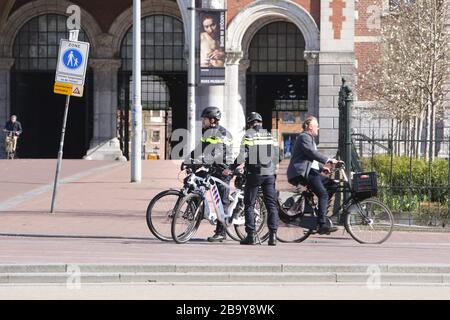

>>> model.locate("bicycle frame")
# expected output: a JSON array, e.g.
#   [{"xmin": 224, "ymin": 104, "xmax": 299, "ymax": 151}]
[
  {"xmin": 201, "ymin": 175, "xmax": 243, "ymax": 226},
  {"xmin": 182, "ymin": 168, "xmax": 244, "ymax": 226}
]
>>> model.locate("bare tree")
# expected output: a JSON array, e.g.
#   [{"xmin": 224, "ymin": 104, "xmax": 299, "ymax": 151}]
[{"xmin": 358, "ymin": 0, "xmax": 450, "ymax": 158}]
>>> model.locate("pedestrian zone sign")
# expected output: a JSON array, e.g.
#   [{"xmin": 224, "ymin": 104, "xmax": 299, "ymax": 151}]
[{"xmin": 55, "ymin": 39, "xmax": 89, "ymax": 86}]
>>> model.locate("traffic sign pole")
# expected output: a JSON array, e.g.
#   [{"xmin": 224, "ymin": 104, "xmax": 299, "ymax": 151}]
[
  {"xmin": 50, "ymin": 94, "xmax": 71, "ymax": 214},
  {"xmin": 50, "ymin": 30, "xmax": 87, "ymax": 214}
]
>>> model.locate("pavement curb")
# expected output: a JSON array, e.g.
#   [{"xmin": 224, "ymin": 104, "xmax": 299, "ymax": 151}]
[{"xmin": 1, "ymin": 264, "xmax": 450, "ymax": 285}]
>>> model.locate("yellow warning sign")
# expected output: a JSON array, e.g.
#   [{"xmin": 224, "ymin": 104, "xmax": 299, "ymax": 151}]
[
  {"xmin": 54, "ymin": 82, "xmax": 73, "ymax": 95},
  {"xmin": 54, "ymin": 82, "xmax": 84, "ymax": 97}
]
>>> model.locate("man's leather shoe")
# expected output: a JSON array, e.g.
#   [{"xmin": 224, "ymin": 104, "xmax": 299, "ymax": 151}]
[
  {"xmin": 268, "ymin": 230, "xmax": 277, "ymax": 246},
  {"xmin": 207, "ymin": 234, "xmax": 226, "ymax": 242},
  {"xmin": 240, "ymin": 232, "xmax": 256, "ymax": 245},
  {"xmin": 317, "ymin": 223, "xmax": 339, "ymax": 235}
]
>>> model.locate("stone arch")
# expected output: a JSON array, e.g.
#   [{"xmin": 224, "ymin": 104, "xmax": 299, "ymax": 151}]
[
  {"xmin": 109, "ymin": 0, "xmax": 186, "ymax": 58},
  {"xmin": 226, "ymin": 0, "xmax": 320, "ymax": 55},
  {"xmin": 0, "ymin": 0, "xmax": 102, "ymax": 57}
]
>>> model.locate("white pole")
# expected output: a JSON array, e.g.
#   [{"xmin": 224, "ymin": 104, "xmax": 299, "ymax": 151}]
[
  {"xmin": 188, "ymin": 0, "xmax": 196, "ymax": 152},
  {"xmin": 131, "ymin": 0, "xmax": 142, "ymax": 182}
]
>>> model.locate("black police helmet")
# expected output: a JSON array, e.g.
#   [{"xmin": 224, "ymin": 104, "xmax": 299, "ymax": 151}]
[
  {"xmin": 247, "ymin": 112, "xmax": 263, "ymax": 124},
  {"xmin": 201, "ymin": 106, "xmax": 221, "ymax": 120}
]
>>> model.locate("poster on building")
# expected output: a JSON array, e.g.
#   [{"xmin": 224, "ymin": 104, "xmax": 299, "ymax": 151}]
[{"xmin": 198, "ymin": 9, "xmax": 226, "ymax": 85}]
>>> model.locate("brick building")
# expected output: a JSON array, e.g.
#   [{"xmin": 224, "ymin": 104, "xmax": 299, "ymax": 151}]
[{"xmin": 0, "ymin": 0, "xmax": 444, "ymax": 160}]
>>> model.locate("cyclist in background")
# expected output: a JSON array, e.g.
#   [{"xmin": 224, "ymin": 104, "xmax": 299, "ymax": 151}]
[{"xmin": 4, "ymin": 115, "xmax": 22, "ymax": 156}]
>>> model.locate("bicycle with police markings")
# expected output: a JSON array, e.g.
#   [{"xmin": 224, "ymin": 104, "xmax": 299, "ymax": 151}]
[
  {"xmin": 146, "ymin": 163, "xmax": 268, "ymax": 242},
  {"xmin": 276, "ymin": 161, "xmax": 394, "ymax": 244},
  {"xmin": 170, "ymin": 163, "xmax": 269, "ymax": 244}
]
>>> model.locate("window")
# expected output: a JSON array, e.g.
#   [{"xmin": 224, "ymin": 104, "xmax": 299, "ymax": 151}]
[
  {"xmin": 13, "ymin": 14, "xmax": 88, "ymax": 71},
  {"xmin": 121, "ymin": 15, "xmax": 185, "ymax": 72},
  {"xmin": 152, "ymin": 130, "xmax": 160, "ymax": 143},
  {"xmin": 129, "ymin": 75, "xmax": 170, "ymax": 110},
  {"xmin": 151, "ymin": 110, "xmax": 162, "ymax": 118},
  {"xmin": 248, "ymin": 22, "xmax": 306, "ymax": 74}
]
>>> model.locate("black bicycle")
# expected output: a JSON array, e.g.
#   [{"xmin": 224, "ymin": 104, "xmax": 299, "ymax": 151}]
[{"xmin": 277, "ymin": 161, "xmax": 394, "ymax": 244}]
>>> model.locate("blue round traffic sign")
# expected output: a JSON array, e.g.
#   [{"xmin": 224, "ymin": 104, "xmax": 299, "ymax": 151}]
[{"xmin": 63, "ymin": 49, "xmax": 83, "ymax": 70}]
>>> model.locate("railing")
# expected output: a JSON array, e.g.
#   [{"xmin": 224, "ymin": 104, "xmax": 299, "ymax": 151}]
[{"xmin": 352, "ymin": 134, "xmax": 450, "ymax": 227}]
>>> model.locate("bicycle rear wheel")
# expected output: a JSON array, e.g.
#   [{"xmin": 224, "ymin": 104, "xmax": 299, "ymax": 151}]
[
  {"xmin": 345, "ymin": 198, "xmax": 394, "ymax": 244},
  {"xmin": 276, "ymin": 198, "xmax": 313, "ymax": 243},
  {"xmin": 234, "ymin": 195, "xmax": 269, "ymax": 242},
  {"xmin": 146, "ymin": 189, "xmax": 183, "ymax": 241},
  {"xmin": 171, "ymin": 193, "xmax": 204, "ymax": 244}
]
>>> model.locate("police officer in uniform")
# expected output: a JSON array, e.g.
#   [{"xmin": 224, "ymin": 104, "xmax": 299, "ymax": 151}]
[
  {"xmin": 238, "ymin": 112, "xmax": 279, "ymax": 246},
  {"xmin": 190, "ymin": 106, "xmax": 234, "ymax": 242}
]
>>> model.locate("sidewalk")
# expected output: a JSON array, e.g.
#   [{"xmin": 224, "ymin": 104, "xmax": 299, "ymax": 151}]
[{"xmin": 0, "ymin": 159, "xmax": 450, "ymax": 267}]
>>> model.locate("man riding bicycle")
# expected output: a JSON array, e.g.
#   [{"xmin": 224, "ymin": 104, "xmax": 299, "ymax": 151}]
[
  {"xmin": 3, "ymin": 115, "xmax": 22, "ymax": 157},
  {"xmin": 287, "ymin": 116, "xmax": 339, "ymax": 235}
]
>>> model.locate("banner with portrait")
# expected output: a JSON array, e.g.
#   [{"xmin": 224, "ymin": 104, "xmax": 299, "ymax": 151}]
[{"xmin": 197, "ymin": 9, "xmax": 226, "ymax": 85}]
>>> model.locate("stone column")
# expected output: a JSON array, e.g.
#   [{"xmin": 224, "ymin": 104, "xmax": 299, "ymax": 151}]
[
  {"xmin": 304, "ymin": 51, "xmax": 320, "ymax": 117},
  {"xmin": 0, "ymin": 57, "xmax": 14, "ymax": 157},
  {"xmin": 318, "ymin": 0, "xmax": 356, "ymax": 157},
  {"xmin": 197, "ymin": 81, "xmax": 225, "ymax": 140},
  {"xmin": 85, "ymin": 58, "xmax": 126, "ymax": 161},
  {"xmin": 224, "ymin": 51, "xmax": 247, "ymax": 153}
]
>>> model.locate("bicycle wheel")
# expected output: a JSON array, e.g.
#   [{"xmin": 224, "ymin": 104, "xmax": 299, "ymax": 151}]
[
  {"xmin": 276, "ymin": 198, "xmax": 313, "ymax": 243},
  {"xmin": 345, "ymin": 198, "xmax": 394, "ymax": 244},
  {"xmin": 234, "ymin": 195, "xmax": 269, "ymax": 242},
  {"xmin": 226, "ymin": 198, "xmax": 244, "ymax": 241},
  {"xmin": 171, "ymin": 192, "xmax": 204, "ymax": 244},
  {"xmin": 146, "ymin": 189, "xmax": 183, "ymax": 241}
]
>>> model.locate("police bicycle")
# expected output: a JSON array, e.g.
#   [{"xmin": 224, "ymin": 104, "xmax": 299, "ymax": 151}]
[
  {"xmin": 277, "ymin": 161, "xmax": 394, "ymax": 244},
  {"xmin": 4, "ymin": 130, "xmax": 17, "ymax": 159},
  {"xmin": 170, "ymin": 164, "xmax": 268, "ymax": 244},
  {"xmin": 146, "ymin": 163, "xmax": 267, "ymax": 242}
]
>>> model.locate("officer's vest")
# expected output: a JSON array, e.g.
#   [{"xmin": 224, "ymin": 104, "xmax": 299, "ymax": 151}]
[{"xmin": 243, "ymin": 128, "xmax": 276, "ymax": 174}]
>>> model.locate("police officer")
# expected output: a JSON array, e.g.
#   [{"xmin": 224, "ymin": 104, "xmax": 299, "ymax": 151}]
[
  {"xmin": 190, "ymin": 106, "xmax": 234, "ymax": 242},
  {"xmin": 238, "ymin": 112, "xmax": 279, "ymax": 246}
]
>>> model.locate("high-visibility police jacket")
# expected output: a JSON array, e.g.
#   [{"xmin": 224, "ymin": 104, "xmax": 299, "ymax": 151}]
[
  {"xmin": 235, "ymin": 125, "xmax": 278, "ymax": 176},
  {"xmin": 190, "ymin": 124, "xmax": 234, "ymax": 174}
]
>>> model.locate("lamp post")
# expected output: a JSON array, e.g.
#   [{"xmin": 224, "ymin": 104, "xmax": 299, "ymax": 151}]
[
  {"xmin": 131, "ymin": 0, "xmax": 142, "ymax": 182},
  {"xmin": 188, "ymin": 0, "xmax": 197, "ymax": 152}
]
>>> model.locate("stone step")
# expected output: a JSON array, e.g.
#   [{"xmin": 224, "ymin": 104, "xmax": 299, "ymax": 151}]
[
  {"xmin": 1, "ymin": 264, "xmax": 450, "ymax": 284},
  {"xmin": 1, "ymin": 272, "xmax": 449, "ymax": 284}
]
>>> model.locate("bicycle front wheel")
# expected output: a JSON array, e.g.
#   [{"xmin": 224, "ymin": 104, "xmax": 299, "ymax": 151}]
[
  {"xmin": 345, "ymin": 198, "xmax": 394, "ymax": 244},
  {"xmin": 146, "ymin": 189, "xmax": 183, "ymax": 241},
  {"xmin": 171, "ymin": 193, "xmax": 204, "ymax": 244}
]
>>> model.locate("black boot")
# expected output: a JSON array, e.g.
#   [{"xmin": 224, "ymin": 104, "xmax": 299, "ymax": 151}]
[
  {"xmin": 268, "ymin": 229, "xmax": 277, "ymax": 246},
  {"xmin": 207, "ymin": 233, "xmax": 226, "ymax": 242},
  {"xmin": 317, "ymin": 217, "xmax": 338, "ymax": 235},
  {"xmin": 240, "ymin": 232, "xmax": 256, "ymax": 245}
]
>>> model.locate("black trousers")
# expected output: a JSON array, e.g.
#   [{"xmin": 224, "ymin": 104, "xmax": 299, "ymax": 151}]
[
  {"xmin": 214, "ymin": 175, "xmax": 230, "ymax": 236},
  {"xmin": 306, "ymin": 169, "xmax": 338, "ymax": 221},
  {"xmin": 244, "ymin": 174, "xmax": 279, "ymax": 234}
]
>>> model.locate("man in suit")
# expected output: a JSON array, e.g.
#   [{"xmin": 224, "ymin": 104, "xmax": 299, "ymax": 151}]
[{"xmin": 287, "ymin": 116, "xmax": 338, "ymax": 234}]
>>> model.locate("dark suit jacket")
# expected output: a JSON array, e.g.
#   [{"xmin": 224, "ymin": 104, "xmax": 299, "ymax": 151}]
[{"xmin": 286, "ymin": 131, "xmax": 329, "ymax": 185}]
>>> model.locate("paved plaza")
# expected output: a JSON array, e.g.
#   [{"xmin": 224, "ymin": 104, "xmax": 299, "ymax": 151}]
[{"xmin": 0, "ymin": 159, "xmax": 449, "ymax": 299}]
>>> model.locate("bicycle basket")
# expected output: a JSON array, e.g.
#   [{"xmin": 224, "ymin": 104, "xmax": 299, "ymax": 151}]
[{"xmin": 352, "ymin": 172, "xmax": 377, "ymax": 200}]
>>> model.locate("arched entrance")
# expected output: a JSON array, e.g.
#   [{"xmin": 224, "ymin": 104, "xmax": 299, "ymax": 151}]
[
  {"xmin": 118, "ymin": 14, "xmax": 187, "ymax": 160},
  {"xmin": 10, "ymin": 14, "xmax": 93, "ymax": 158},
  {"xmin": 246, "ymin": 21, "xmax": 308, "ymax": 157}
]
